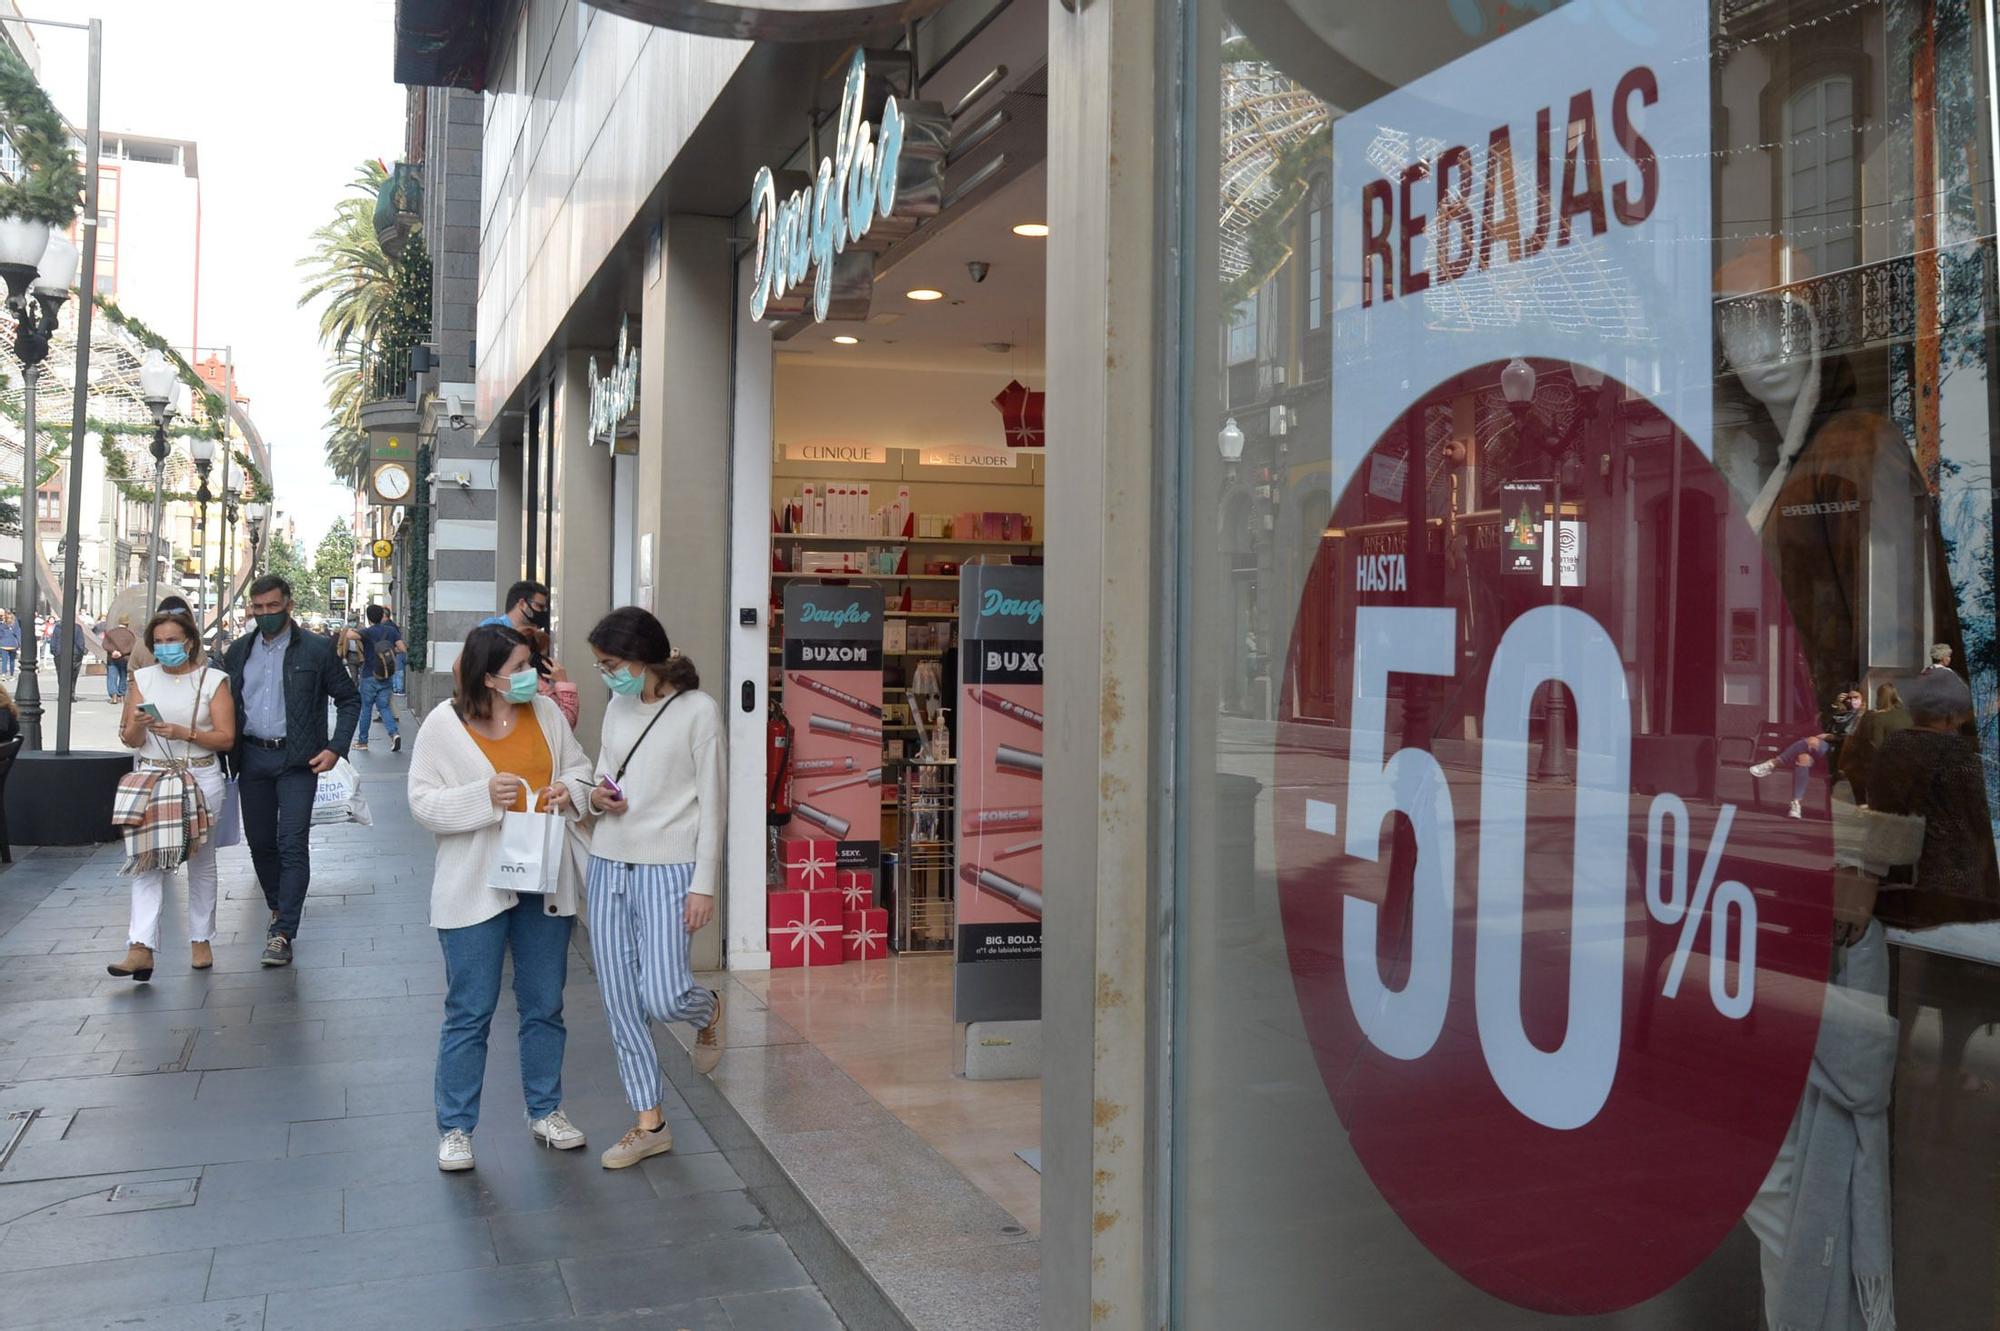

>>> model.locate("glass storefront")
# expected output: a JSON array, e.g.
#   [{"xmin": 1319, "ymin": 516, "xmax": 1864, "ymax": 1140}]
[{"xmin": 1172, "ymin": 0, "xmax": 2000, "ymax": 1324}]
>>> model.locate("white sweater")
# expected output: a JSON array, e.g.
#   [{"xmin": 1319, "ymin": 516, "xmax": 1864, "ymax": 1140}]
[
  {"xmin": 588, "ymin": 687, "xmax": 726, "ymax": 896},
  {"xmin": 407, "ymin": 695, "xmax": 596, "ymax": 929}
]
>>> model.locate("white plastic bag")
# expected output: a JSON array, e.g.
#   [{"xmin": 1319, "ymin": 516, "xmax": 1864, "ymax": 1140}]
[
  {"xmin": 488, "ymin": 809, "xmax": 563, "ymax": 895},
  {"xmin": 312, "ymin": 758, "xmax": 372, "ymax": 826}
]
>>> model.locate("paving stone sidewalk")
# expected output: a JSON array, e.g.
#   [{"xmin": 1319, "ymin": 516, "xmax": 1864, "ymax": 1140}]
[{"xmin": 0, "ymin": 736, "xmax": 842, "ymax": 1331}]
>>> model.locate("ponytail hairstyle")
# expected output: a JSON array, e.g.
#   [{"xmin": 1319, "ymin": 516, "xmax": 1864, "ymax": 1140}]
[{"xmin": 588, "ymin": 606, "xmax": 699, "ymax": 693}]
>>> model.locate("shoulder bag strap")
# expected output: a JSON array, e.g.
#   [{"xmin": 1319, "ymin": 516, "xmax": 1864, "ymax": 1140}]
[{"xmin": 614, "ymin": 690, "xmax": 682, "ymax": 784}]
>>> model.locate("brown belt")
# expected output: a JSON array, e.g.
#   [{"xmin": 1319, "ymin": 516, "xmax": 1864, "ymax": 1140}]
[{"xmin": 140, "ymin": 755, "xmax": 217, "ymax": 769}]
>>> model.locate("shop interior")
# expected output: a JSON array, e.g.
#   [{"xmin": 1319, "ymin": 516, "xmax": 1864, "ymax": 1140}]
[{"xmin": 752, "ymin": 160, "xmax": 1049, "ymax": 1231}]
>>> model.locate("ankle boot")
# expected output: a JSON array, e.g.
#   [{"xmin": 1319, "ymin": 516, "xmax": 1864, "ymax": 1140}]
[
  {"xmin": 107, "ymin": 943, "xmax": 154, "ymax": 982},
  {"xmin": 190, "ymin": 941, "xmax": 213, "ymax": 971}
]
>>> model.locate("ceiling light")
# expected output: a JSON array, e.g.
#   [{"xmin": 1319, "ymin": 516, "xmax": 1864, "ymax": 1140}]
[
  {"xmin": 1012, "ymin": 223, "xmax": 1049, "ymax": 237},
  {"xmin": 832, "ymin": 335, "xmax": 860, "ymax": 345},
  {"xmin": 906, "ymin": 288, "xmax": 944, "ymax": 302}
]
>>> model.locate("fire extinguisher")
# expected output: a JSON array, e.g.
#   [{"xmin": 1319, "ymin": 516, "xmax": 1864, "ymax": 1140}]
[{"xmin": 767, "ymin": 703, "xmax": 794, "ymax": 826}]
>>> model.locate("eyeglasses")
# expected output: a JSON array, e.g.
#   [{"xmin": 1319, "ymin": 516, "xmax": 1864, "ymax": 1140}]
[{"xmin": 593, "ymin": 660, "xmax": 626, "ymax": 678}]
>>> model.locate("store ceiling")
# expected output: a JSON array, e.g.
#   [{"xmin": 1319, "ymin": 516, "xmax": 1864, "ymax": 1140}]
[{"xmin": 780, "ymin": 161, "xmax": 1048, "ymax": 376}]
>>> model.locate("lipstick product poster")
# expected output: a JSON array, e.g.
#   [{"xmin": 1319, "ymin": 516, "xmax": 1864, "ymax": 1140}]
[
  {"xmin": 953, "ymin": 564, "xmax": 1044, "ymax": 1023},
  {"xmin": 782, "ymin": 583, "xmax": 884, "ymax": 882}
]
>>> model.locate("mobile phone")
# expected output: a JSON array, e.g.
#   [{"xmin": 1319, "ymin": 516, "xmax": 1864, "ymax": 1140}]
[
  {"xmin": 137, "ymin": 702, "xmax": 163, "ymax": 721},
  {"xmin": 598, "ymin": 776, "xmax": 623, "ymax": 800}
]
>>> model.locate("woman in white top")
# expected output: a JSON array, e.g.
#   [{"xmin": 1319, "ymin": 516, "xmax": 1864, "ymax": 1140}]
[
  {"xmin": 581, "ymin": 607, "xmax": 727, "ymax": 1170},
  {"xmin": 111, "ymin": 610, "xmax": 235, "ymax": 980},
  {"xmin": 408, "ymin": 624, "xmax": 596, "ymax": 1173}
]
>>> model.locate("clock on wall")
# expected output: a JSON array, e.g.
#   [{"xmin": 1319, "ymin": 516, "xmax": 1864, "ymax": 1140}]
[{"xmin": 371, "ymin": 460, "xmax": 413, "ymax": 506}]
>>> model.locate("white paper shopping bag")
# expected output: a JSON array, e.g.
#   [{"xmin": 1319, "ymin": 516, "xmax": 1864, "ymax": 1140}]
[{"xmin": 488, "ymin": 809, "xmax": 563, "ymax": 895}]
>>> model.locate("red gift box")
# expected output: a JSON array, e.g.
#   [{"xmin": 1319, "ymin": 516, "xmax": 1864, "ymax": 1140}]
[
  {"xmin": 779, "ymin": 836, "xmax": 837, "ymax": 891},
  {"xmin": 842, "ymin": 908, "xmax": 888, "ymax": 961},
  {"xmin": 837, "ymin": 868, "xmax": 875, "ymax": 912},
  {"xmin": 769, "ymin": 889, "xmax": 844, "ymax": 968}
]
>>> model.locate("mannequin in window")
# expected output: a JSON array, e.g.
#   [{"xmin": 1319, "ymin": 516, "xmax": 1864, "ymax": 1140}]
[{"xmin": 1714, "ymin": 237, "xmax": 1961, "ymax": 713}]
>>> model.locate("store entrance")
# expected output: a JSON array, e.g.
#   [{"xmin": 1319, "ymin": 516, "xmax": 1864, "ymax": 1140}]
[{"xmin": 752, "ymin": 161, "xmax": 1049, "ymax": 1230}]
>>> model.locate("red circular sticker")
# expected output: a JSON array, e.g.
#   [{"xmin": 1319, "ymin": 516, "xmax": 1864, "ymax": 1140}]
[{"xmin": 1276, "ymin": 366, "xmax": 1833, "ymax": 1313}]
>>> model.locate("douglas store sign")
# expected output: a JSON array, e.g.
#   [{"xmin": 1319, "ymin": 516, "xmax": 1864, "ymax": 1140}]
[{"xmin": 747, "ymin": 49, "xmax": 949, "ymax": 324}]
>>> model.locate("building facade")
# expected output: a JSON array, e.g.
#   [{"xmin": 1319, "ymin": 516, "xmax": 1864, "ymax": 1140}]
[{"xmin": 393, "ymin": 0, "xmax": 2000, "ymax": 1325}]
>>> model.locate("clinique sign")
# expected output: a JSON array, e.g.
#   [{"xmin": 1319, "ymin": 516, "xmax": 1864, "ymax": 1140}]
[{"xmin": 748, "ymin": 49, "xmax": 948, "ymax": 323}]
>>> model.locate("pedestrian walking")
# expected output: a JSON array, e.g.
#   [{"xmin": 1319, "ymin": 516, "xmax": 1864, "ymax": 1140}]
[
  {"xmin": 221, "ymin": 575, "xmax": 359, "ymax": 968},
  {"xmin": 102, "ymin": 614, "xmax": 137, "ymax": 702},
  {"xmin": 353, "ymin": 604, "xmax": 407, "ymax": 753},
  {"xmin": 579, "ymin": 607, "xmax": 727, "ymax": 1170},
  {"xmin": 108, "ymin": 610, "xmax": 235, "ymax": 980},
  {"xmin": 408, "ymin": 624, "xmax": 594, "ymax": 1172},
  {"xmin": 0, "ymin": 611, "xmax": 19, "ymax": 677}
]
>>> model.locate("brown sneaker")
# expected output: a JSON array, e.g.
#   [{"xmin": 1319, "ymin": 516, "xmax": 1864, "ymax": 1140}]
[
  {"xmin": 190, "ymin": 941, "xmax": 213, "ymax": 970},
  {"xmin": 691, "ymin": 988, "xmax": 725, "ymax": 1075},
  {"xmin": 599, "ymin": 1123, "xmax": 673, "ymax": 1170},
  {"xmin": 107, "ymin": 943, "xmax": 154, "ymax": 982}
]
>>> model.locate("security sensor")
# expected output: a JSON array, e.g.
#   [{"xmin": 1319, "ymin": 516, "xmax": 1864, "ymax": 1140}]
[
  {"xmin": 438, "ymin": 382, "xmax": 477, "ymax": 433},
  {"xmin": 966, "ymin": 260, "xmax": 990, "ymax": 284}
]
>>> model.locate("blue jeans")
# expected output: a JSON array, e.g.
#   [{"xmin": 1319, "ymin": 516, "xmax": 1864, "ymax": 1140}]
[
  {"xmin": 1772, "ymin": 736, "xmax": 1828, "ymax": 803},
  {"xmin": 356, "ymin": 677, "xmax": 398, "ymax": 744},
  {"xmin": 106, "ymin": 658, "xmax": 128, "ymax": 698},
  {"xmin": 436, "ymin": 901, "xmax": 573, "ymax": 1132},
  {"xmin": 1, "ymin": 648, "xmax": 15, "ymax": 675}
]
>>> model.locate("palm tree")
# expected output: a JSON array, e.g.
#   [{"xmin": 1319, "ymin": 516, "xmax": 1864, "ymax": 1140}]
[
  {"xmin": 296, "ymin": 160, "xmax": 395, "ymax": 356},
  {"xmin": 320, "ymin": 353, "xmax": 369, "ymax": 485}
]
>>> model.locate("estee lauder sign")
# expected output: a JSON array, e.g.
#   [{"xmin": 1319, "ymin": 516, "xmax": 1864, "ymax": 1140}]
[{"xmin": 748, "ymin": 49, "xmax": 948, "ymax": 324}]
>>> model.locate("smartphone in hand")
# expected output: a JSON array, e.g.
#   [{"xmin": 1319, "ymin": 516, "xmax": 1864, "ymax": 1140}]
[
  {"xmin": 137, "ymin": 702, "xmax": 163, "ymax": 722},
  {"xmin": 598, "ymin": 776, "xmax": 623, "ymax": 801}
]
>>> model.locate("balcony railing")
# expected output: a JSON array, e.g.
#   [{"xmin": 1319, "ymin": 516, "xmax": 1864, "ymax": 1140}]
[{"xmin": 362, "ymin": 345, "xmax": 415, "ymax": 404}]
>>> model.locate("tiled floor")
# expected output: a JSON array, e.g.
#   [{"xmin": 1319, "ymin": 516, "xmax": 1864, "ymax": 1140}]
[
  {"xmin": 733, "ymin": 954, "xmax": 1044, "ymax": 1232},
  {"xmin": 0, "ymin": 702, "xmax": 843, "ymax": 1331}
]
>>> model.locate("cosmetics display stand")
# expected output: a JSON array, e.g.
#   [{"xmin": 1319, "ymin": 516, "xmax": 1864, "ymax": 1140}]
[{"xmin": 895, "ymin": 757, "xmax": 956, "ymax": 952}]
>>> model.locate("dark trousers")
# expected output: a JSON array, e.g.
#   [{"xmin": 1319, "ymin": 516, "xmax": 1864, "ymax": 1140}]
[{"xmin": 238, "ymin": 742, "xmax": 317, "ymax": 938}]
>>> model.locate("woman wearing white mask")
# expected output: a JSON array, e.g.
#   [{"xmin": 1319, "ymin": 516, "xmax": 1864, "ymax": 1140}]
[
  {"xmin": 408, "ymin": 624, "xmax": 596, "ymax": 1172},
  {"xmin": 110, "ymin": 609, "xmax": 235, "ymax": 980},
  {"xmin": 580, "ymin": 607, "xmax": 727, "ymax": 1170}
]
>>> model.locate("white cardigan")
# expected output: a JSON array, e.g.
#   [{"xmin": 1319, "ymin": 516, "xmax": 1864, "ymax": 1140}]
[{"xmin": 407, "ymin": 695, "xmax": 596, "ymax": 929}]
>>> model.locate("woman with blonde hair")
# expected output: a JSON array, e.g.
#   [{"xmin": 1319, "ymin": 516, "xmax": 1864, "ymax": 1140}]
[{"xmin": 109, "ymin": 610, "xmax": 234, "ymax": 980}]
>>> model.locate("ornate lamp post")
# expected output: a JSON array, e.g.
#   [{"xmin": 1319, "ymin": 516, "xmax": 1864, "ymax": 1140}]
[
  {"xmin": 188, "ymin": 433, "xmax": 215, "ymax": 625},
  {"xmin": 219, "ymin": 469, "xmax": 242, "ymax": 630},
  {"xmin": 138, "ymin": 349, "xmax": 181, "ymax": 613},
  {"xmin": 245, "ymin": 500, "xmax": 268, "ymax": 580},
  {"xmin": 1501, "ymin": 357, "xmax": 1607, "ymax": 784},
  {"xmin": 0, "ymin": 231, "xmax": 80, "ymax": 751}
]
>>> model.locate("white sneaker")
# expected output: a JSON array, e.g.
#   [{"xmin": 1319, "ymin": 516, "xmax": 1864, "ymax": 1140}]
[
  {"xmin": 1787, "ymin": 800, "xmax": 1803, "ymax": 820},
  {"xmin": 437, "ymin": 1129, "xmax": 475, "ymax": 1171},
  {"xmin": 1749, "ymin": 761, "xmax": 1776, "ymax": 779},
  {"xmin": 530, "ymin": 1108, "xmax": 587, "ymax": 1150}
]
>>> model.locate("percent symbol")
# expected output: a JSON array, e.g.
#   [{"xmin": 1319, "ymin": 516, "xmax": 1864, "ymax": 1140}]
[{"xmin": 1645, "ymin": 794, "xmax": 1757, "ymax": 1020}]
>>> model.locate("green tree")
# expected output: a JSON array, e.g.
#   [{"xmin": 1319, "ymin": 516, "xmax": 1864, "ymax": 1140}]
[
  {"xmin": 311, "ymin": 526, "xmax": 359, "ymax": 619},
  {"xmin": 261, "ymin": 534, "xmax": 320, "ymax": 613},
  {"xmin": 296, "ymin": 160, "xmax": 394, "ymax": 357}
]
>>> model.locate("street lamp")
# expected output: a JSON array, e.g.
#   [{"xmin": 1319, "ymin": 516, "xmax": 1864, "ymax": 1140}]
[
  {"xmin": 6, "ymin": 232, "xmax": 80, "ymax": 750},
  {"xmin": 188, "ymin": 433, "xmax": 215, "ymax": 625},
  {"xmin": 1502, "ymin": 358, "xmax": 1609, "ymax": 784},
  {"xmin": 219, "ymin": 469, "xmax": 243, "ymax": 628},
  {"xmin": 139, "ymin": 348, "xmax": 181, "ymax": 613},
  {"xmin": 245, "ymin": 500, "xmax": 268, "ymax": 581}
]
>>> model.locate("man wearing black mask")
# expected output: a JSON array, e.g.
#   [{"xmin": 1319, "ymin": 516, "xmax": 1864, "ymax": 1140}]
[
  {"xmin": 478, "ymin": 581, "xmax": 577, "ymax": 726},
  {"xmin": 225, "ymin": 575, "xmax": 361, "ymax": 966}
]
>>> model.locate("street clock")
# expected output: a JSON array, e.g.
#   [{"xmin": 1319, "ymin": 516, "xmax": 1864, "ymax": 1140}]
[{"xmin": 371, "ymin": 460, "xmax": 413, "ymax": 506}]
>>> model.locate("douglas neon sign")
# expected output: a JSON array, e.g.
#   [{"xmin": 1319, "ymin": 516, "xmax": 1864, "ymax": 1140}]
[{"xmin": 748, "ymin": 49, "xmax": 947, "ymax": 323}]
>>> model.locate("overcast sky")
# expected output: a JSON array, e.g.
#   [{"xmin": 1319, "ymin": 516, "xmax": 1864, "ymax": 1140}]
[{"xmin": 38, "ymin": 1, "xmax": 407, "ymax": 549}]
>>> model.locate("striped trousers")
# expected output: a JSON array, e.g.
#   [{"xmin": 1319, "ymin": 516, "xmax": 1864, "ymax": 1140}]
[{"xmin": 586, "ymin": 857, "xmax": 718, "ymax": 1112}]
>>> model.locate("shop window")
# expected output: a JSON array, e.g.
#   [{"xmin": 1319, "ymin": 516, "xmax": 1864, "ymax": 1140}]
[
  {"xmin": 1227, "ymin": 289, "xmax": 1259, "ymax": 364},
  {"xmin": 1784, "ymin": 75, "xmax": 1858, "ymax": 274},
  {"xmin": 1305, "ymin": 176, "xmax": 1328, "ymax": 332}
]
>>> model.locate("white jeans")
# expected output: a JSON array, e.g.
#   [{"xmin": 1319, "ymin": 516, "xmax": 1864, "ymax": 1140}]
[{"xmin": 126, "ymin": 763, "xmax": 225, "ymax": 950}]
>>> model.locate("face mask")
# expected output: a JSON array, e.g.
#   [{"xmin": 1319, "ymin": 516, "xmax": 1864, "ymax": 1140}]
[
  {"xmin": 256, "ymin": 611, "xmax": 288, "ymax": 637},
  {"xmin": 154, "ymin": 642, "xmax": 188, "ymax": 667},
  {"xmin": 499, "ymin": 668, "xmax": 540, "ymax": 703},
  {"xmin": 528, "ymin": 607, "xmax": 551, "ymax": 630},
  {"xmin": 605, "ymin": 666, "xmax": 646, "ymax": 696}
]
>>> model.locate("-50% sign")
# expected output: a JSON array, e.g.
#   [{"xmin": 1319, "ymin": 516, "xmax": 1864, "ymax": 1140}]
[{"xmin": 1277, "ymin": 428, "xmax": 1833, "ymax": 1313}]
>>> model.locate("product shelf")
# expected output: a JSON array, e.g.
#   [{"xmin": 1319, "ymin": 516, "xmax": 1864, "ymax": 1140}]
[
  {"xmin": 771, "ymin": 572, "xmax": 964, "ymax": 582},
  {"xmin": 771, "ymin": 534, "xmax": 1041, "ymax": 547}
]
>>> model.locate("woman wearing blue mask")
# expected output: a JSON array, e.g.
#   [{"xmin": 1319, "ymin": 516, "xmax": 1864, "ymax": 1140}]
[
  {"xmin": 111, "ymin": 610, "xmax": 235, "ymax": 979},
  {"xmin": 408, "ymin": 624, "xmax": 597, "ymax": 1172},
  {"xmin": 579, "ymin": 606, "xmax": 727, "ymax": 1170}
]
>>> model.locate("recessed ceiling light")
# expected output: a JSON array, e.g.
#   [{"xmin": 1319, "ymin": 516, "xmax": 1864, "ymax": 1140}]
[
  {"xmin": 905, "ymin": 288, "xmax": 945, "ymax": 301},
  {"xmin": 1012, "ymin": 223, "xmax": 1049, "ymax": 237},
  {"xmin": 832, "ymin": 335, "xmax": 860, "ymax": 345}
]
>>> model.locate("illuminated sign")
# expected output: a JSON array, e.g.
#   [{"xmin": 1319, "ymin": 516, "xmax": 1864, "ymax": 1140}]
[
  {"xmin": 748, "ymin": 50, "xmax": 947, "ymax": 324},
  {"xmin": 588, "ymin": 317, "xmax": 639, "ymax": 446}
]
